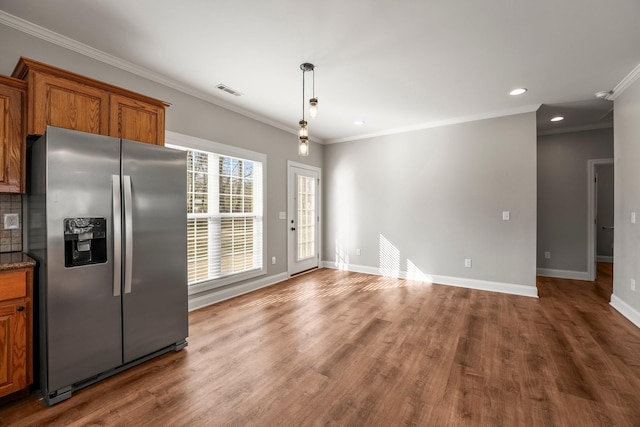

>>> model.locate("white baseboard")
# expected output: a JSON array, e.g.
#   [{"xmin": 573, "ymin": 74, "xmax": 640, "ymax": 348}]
[
  {"xmin": 610, "ymin": 294, "xmax": 640, "ymax": 329},
  {"xmin": 321, "ymin": 261, "xmax": 538, "ymax": 298},
  {"xmin": 597, "ymin": 256, "xmax": 614, "ymax": 263},
  {"xmin": 536, "ymin": 268, "xmax": 590, "ymax": 281},
  {"xmin": 188, "ymin": 272, "xmax": 289, "ymax": 312}
]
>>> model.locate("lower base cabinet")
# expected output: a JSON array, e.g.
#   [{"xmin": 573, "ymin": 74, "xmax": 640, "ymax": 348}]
[{"xmin": 0, "ymin": 267, "xmax": 33, "ymax": 398}]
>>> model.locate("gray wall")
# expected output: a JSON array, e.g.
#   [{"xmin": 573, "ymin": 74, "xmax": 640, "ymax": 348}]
[
  {"xmin": 323, "ymin": 112, "xmax": 538, "ymax": 288},
  {"xmin": 0, "ymin": 23, "xmax": 322, "ymax": 300},
  {"xmin": 596, "ymin": 163, "xmax": 614, "ymax": 258},
  {"xmin": 613, "ymin": 75, "xmax": 640, "ymax": 316},
  {"xmin": 537, "ymin": 128, "xmax": 613, "ymax": 272}
]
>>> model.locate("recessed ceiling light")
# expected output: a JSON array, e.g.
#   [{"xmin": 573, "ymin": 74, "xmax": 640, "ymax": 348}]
[
  {"xmin": 509, "ymin": 88, "xmax": 527, "ymax": 96},
  {"xmin": 550, "ymin": 116, "xmax": 564, "ymax": 122},
  {"xmin": 354, "ymin": 120, "xmax": 365, "ymax": 126}
]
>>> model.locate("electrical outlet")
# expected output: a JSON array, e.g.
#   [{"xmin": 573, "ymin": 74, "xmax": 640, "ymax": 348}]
[
  {"xmin": 544, "ymin": 251, "xmax": 551, "ymax": 259},
  {"xmin": 464, "ymin": 259, "xmax": 472, "ymax": 268},
  {"xmin": 271, "ymin": 256, "xmax": 276, "ymax": 265},
  {"xmin": 356, "ymin": 248, "xmax": 361, "ymax": 256},
  {"xmin": 3, "ymin": 213, "xmax": 19, "ymax": 230},
  {"xmin": 631, "ymin": 279, "xmax": 636, "ymax": 292}
]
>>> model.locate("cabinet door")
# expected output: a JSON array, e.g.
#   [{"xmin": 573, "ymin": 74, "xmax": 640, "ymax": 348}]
[
  {"xmin": 30, "ymin": 72, "xmax": 110, "ymax": 136},
  {"xmin": 0, "ymin": 302, "xmax": 27, "ymax": 397},
  {"xmin": 109, "ymin": 94, "xmax": 165, "ymax": 145},
  {"xmin": 0, "ymin": 81, "xmax": 25, "ymax": 193}
]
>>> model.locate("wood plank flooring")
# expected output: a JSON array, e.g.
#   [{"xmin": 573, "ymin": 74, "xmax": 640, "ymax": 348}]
[{"xmin": 1, "ymin": 263, "xmax": 640, "ymax": 426}]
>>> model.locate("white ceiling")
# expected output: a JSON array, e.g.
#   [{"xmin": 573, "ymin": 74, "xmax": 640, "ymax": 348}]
[{"xmin": 1, "ymin": 0, "xmax": 638, "ymax": 142}]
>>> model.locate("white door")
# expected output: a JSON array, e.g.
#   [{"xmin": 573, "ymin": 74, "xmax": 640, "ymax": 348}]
[{"xmin": 288, "ymin": 163, "xmax": 320, "ymax": 275}]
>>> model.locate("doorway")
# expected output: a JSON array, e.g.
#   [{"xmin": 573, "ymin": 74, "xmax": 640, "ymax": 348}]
[
  {"xmin": 588, "ymin": 158, "xmax": 614, "ymax": 280},
  {"xmin": 287, "ymin": 162, "xmax": 321, "ymax": 275}
]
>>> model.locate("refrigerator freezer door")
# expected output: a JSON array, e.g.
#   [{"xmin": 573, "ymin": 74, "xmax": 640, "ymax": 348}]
[
  {"xmin": 121, "ymin": 140, "xmax": 188, "ymax": 363},
  {"xmin": 41, "ymin": 127, "xmax": 123, "ymax": 392}
]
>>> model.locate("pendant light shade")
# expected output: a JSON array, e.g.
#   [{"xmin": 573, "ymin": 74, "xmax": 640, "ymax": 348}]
[
  {"xmin": 309, "ymin": 98, "xmax": 318, "ymax": 119},
  {"xmin": 298, "ymin": 137, "xmax": 309, "ymax": 156},
  {"xmin": 298, "ymin": 120, "xmax": 308, "ymax": 138}
]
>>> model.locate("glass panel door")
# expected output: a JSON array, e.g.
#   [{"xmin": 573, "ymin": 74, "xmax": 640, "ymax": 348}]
[
  {"xmin": 297, "ymin": 174, "xmax": 316, "ymax": 261},
  {"xmin": 288, "ymin": 164, "xmax": 320, "ymax": 275}
]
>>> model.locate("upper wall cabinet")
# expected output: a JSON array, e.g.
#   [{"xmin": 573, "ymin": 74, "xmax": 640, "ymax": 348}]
[
  {"xmin": 109, "ymin": 94, "xmax": 165, "ymax": 146},
  {"xmin": 0, "ymin": 76, "xmax": 27, "ymax": 193},
  {"xmin": 12, "ymin": 57, "xmax": 168, "ymax": 146}
]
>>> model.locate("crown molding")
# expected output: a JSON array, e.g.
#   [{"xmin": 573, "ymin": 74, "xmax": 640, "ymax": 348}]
[
  {"xmin": 0, "ymin": 11, "xmax": 320, "ymax": 142},
  {"xmin": 537, "ymin": 121, "xmax": 613, "ymax": 137},
  {"xmin": 608, "ymin": 63, "xmax": 640, "ymax": 101},
  {"xmin": 2, "ymin": 10, "xmax": 586, "ymax": 146},
  {"xmin": 325, "ymin": 104, "xmax": 542, "ymax": 144}
]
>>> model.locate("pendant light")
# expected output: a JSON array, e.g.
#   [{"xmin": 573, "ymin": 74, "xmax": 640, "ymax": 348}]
[
  {"xmin": 309, "ymin": 64, "xmax": 318, "ymax": 119},
  {"xmin": 298, "ymin": 63, "xmax": 315, "ymax": 156},
  {"xmin": 298, "ymin": 119, "xmax": 309, "ymax": 156}
]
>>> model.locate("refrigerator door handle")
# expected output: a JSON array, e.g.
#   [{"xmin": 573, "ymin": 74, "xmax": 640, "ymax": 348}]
[
  {"xmin": 112, "ymin": 175, "xmax": 122, "ymax": 297},
  {"xmin": 124, "ymin": 175, "xmax": 134, "ymax": 294}
]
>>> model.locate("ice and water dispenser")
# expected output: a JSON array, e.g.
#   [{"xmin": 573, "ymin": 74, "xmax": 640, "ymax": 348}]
[{"xmin": 63, "ymin": 218, "xmax": 107, "ymax": 267}]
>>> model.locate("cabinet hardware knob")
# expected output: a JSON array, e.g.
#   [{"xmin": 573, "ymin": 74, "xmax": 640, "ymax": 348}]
[{"xmin": 17, "ymin": 306, "xmax": 25, "ymax": 312}]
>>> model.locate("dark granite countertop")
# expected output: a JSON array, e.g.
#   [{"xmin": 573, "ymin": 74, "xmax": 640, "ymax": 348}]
[{"xmin": 0, "ymin": 252, "xmax": 36, "ymax": 271}]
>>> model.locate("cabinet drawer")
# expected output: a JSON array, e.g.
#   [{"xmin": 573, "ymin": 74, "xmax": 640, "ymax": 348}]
[{"xmin": 0, "ymin": 270, "xmax": 27, "ymax": 301}]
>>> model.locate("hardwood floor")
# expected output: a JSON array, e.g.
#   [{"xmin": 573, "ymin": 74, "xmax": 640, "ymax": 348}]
[{"xmin": 1, "ymin": 263, "xmax": 639, "ymax": 426}]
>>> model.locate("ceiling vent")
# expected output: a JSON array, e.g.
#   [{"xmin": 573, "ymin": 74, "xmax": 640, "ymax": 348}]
[{"xmin": 216, "ymin": 84, "xmax": 243, "ymax": 96}]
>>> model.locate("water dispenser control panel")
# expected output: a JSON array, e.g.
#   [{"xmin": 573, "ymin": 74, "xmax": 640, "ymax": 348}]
[{"xmin": 63, "ymin": 217, "xmax": 107, "ymax": 267}]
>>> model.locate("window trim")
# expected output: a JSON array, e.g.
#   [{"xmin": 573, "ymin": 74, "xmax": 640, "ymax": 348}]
[{"xmin": 166, "ymin": 130, "xmax": 267, "ymax": 295}]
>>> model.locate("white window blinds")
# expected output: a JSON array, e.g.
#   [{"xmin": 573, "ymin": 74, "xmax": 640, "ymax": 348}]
[{"xmin": 167, "ymin": 133, "xmax": 265, "ymax": 290}]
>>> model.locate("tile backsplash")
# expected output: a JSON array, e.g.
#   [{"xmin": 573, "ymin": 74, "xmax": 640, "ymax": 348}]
[{"xmin": 0, "ymin": 194, "xmax": 22, "ymax": 253}]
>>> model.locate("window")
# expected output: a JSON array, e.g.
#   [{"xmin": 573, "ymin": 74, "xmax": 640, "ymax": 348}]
[
  {"xmin": 297, "ymin": 174, "xmax": 316, "ymax": 260},
  {"xmin": 167, "ymin": 132, "xmax": 266, "ymax": 292}
]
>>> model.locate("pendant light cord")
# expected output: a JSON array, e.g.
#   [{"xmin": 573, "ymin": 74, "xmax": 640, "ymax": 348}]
[{"xmin": 302, "ymin": 68, "xmax": 306, "ymax": 121}]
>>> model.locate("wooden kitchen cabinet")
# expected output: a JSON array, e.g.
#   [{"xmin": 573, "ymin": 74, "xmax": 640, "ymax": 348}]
[
  {"xmin": 0, "ymin": 76, "xmax": 27, "ymax": 193},
  {"xmin": 25, "ymin": 69, "xmax": 110, "ymax": 136},
  {"xmin": 0, "ymin": 267, "xmax": 33, "ymax": 398},
  {"xmin": 12, "ymin": 57, "xmax": 168, "ymax": 146},
  {"xmin": 109, "ymin": 94, "xmax": 165, "ymax": 146}
]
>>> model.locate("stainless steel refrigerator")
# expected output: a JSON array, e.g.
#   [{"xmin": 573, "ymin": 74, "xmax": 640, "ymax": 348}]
[{"xmin": 26, "ymin": 126, "xmax": 188, "ymax": 406}]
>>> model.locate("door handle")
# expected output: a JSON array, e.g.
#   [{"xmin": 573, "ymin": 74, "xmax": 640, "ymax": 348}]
[
  {"xmin": 112, "ymin": 175, "xmax": 122, "ymax": 297},
  {"xmin": 291, "ymin": 227, "xmax": 296, "ymax": 231},
  {"xmin": 123, "ymin": 175, "xmax": 133, "ymax": 294}
]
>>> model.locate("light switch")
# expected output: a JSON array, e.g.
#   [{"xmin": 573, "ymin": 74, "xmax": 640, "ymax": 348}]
[
  {"xmin": 632, "ymin": 212, "xmax": 636, "ymax": 224},
  {"xmin": 502, "ymin": 211, "xmax": 510, "ymax": 221},
  {"xmin": 279, "ymin": 211, "xmax": 286, "ymax": 220}
]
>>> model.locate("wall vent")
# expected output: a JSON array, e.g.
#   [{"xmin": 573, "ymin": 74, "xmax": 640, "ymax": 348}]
[{"xmin": 216, "ymin": 84, "xmax": 243, "ymax": 96}]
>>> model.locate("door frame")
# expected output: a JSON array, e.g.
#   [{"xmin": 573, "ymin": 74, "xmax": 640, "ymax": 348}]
[
  {"xmin": 587, "ymin": 158, "xmax": 614, "ymax": 281},
  {"xmin": 287, "ymin": 161, "xmax": 322, "ymax": 276}
]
